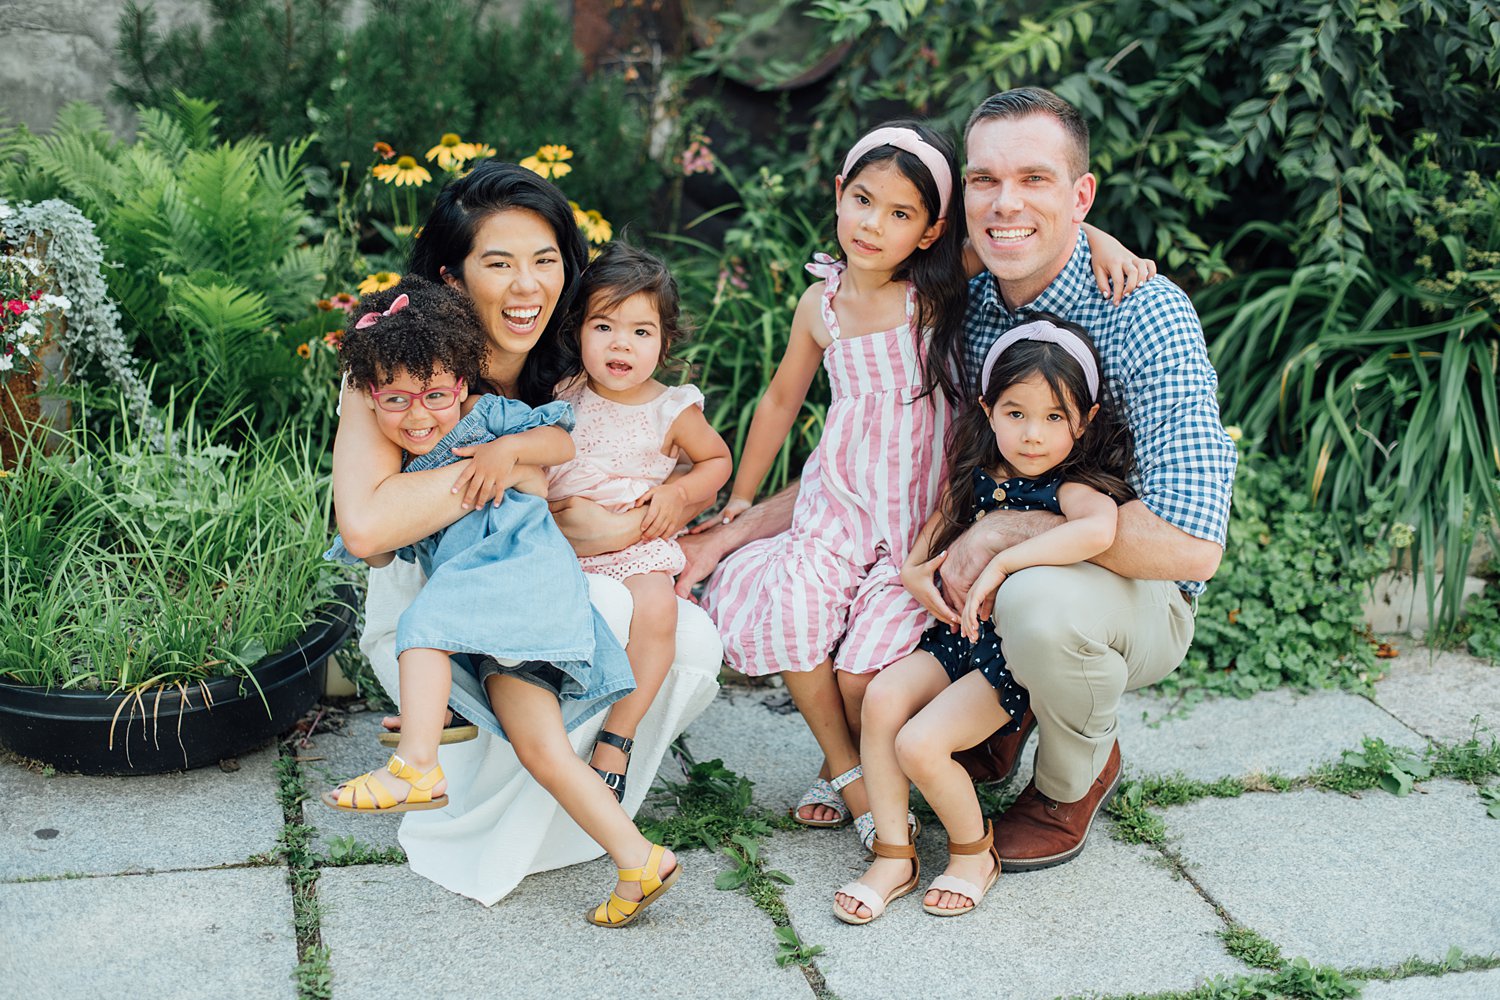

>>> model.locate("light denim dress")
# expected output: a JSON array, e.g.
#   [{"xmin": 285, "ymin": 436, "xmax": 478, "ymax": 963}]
[{"xmin": 327, "ymin": 394, "xmax": 635, "ymax": 740}]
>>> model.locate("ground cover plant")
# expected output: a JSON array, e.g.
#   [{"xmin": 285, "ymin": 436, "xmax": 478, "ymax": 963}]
[{"xmin": 0, "ymin": 402, "xmax": 346, "ymax": 691}]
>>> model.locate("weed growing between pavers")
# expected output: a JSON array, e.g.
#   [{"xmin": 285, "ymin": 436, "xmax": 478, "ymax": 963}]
[
  {"xmin": 268, "ymin": 751, "xmax": 332, "ymax": 1000},
  {"xmin": 323, "ymin": 835, "xmax": 406, "ymax": 867},
  {"xmin": 1079, "ymin": 957, "xmax": 1360, "ymax": 999},
  {"xmin": 1217, "ymin": 924, "xmax": 1284, "ymax": 970},
  {"xmin": 1107, "ymin": 729, "xmax": 1500, "ymax": 848},
  {"xmin": 1343, "ymin": 946, "xmax": 1500, "ymax": 983},
  {"xmin": 638, "ymin": 754, "xmax": 833, "ymax": 991}
]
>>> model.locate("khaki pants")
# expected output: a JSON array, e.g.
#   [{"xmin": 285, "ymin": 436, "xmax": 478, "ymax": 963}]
[{"xmin": 993, "ymin": 562, "xmax": 1196, "ymax": 802}]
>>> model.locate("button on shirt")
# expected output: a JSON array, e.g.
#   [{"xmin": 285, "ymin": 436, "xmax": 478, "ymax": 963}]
[{"xmin": 962, "ymin": 230, "xmax": 1238, "ymax": 596}]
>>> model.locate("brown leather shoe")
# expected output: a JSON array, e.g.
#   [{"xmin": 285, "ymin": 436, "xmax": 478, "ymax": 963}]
[
  {"xmin": 993, "ymin": 740, "xmax": 1121, "ymax": 871},
  {"xmin": 954, "ymin": 708, "xmax": 1036, "ymax": 786}
]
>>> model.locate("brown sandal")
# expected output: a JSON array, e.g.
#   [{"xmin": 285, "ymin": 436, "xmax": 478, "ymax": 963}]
[
  {"xmin": 833, "ymin": 837, "xmax": 921, "ymax": 925},
  {"xmin": 922, "ymin": 819, "xmax": 1001, "ymax": 917}
]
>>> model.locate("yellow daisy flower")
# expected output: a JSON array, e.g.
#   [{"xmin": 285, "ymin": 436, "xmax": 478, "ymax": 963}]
[
  {"xmin": 425, "ymin": 133, "xmax": 480, "ymax": 171},
  {"xmin": 580, "ymin": 209, "xmax": 612, "ymax": 245},
  {"xmin": 470, "ymin": 143, "xmax": 497, "ymax": 160},
  {"xmin": 372, "ymin": 155, "xmax": 432, "ymax": 187},
  {"xmin": 569, "ymin": 200, "xmax": 588, "ymax": 230},
  {"xmin": 297, "ymin": 343, "xmax": 313, "ymax": 360},
  {"xmin": 520, "ymin": 144, "xmax": 574, "ymax": 179},
  {"xmin": 358, "ymin": 272, "xmax": 401, "ymax": 294}
]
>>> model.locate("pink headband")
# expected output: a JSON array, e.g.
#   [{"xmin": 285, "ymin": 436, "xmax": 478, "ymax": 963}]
[
  {"xmin": 354, "ymin": 293, "xmax": 410, "ymax": 330},
  {"xmin": 980, "ymin": 320, "xmax": 1100, "ymax": 402},
  {"xmin": 841, "ymin": 126, "xmax": 952, "ymax": 219}
]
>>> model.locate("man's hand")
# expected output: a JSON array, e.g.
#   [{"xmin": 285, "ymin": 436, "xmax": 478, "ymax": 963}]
[
  {"xmin": 674, "ymin": 484, "xmax": 800, "ymax": 598},
  {"xmin": 939, "ymin": 509, "xmax": 1061, "ymax": 609}
]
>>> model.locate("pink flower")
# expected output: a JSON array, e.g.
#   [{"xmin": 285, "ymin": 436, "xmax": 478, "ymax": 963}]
[
  {"xmin": 679, "ymin": 137, "xmax": 716, "ymax": 176},
  {"xmin": 6, "ymin": 300, "xmax": 28, "ymax": 315}
]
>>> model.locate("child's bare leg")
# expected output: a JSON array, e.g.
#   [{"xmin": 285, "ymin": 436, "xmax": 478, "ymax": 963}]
[
  {"xmin": 837, "ymin": 668, "xmax": 877, "ymax": 746},
  {"xmin": 895, "ymin": 671, "xmax": 1011, "ymax": 911},
  {"xmin": 784, "ymin": 658, "xmax": 867, "ymax": 821},
  {"xmin": 358, "ymin": 647, "xmax": 451, "ymax": 800},
  {"xmin": 489, "ymin": 674, "xmax": 675, "ymax": 901},
  {"xmin": 589, "ymin": 572, "xmax": 677, "ymax": 782},
  {"xmin": 834, "ymin": 651, "xmax": 949, "ymax": 919}
]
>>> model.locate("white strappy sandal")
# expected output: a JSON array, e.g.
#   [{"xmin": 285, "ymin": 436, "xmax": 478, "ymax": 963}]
[{"xmin": 790, "ymin": 763, "xmax": 863, "ymax": 828}]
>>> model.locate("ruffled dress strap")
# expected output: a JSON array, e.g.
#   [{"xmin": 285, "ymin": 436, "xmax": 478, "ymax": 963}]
[
  {"xmin": 805, "ymin": 252, "xmax": 846, "ymax": 341},
  {"xmin": 653, "ymin": 384, "xmax": 706, "ymax": 441}
]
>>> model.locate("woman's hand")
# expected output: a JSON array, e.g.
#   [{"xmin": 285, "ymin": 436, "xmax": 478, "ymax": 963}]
[
  {"xmin": 551, "ymin": 495, "xmax": 648, "ymax": 558},
  {"xmin": 900, "ymin": 550, "xmax": 960, "ymax": 629},
  {"xmin": 638, "ymin": 484, "xmax": 688, "ymax": 540},
  {"xmin": 449, "ymin": 439, "xmax": 518, "ymax": 509},
  {"xmin": 695, "ymin": 496, "xmax": 752, "ymax": 532},
  {"xmin": 960, "ymin": 561, "xmax": 1009, "ymax": 642}
]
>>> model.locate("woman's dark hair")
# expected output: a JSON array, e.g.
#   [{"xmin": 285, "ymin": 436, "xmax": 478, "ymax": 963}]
[
  {"xmin": 572, "ymin": 240, "xmax": 693, "ymax": 378},
  {"xmin": 409, "ymin": 160, "xmax": 588, "ymax": 405},
  {"xmin": 837, "ymin": 118, "xmax": 968, "ymax": 406},
  {"xmin": 929, "ymin": 313, "xmax": 1136, "ymax": 557},
  {"xmin": 337, "ymin": 275, "xmax": 487, "ymax": 391}
]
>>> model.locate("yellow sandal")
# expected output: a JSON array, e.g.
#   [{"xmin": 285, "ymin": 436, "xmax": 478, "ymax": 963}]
[
  {"xmin": 585, "ymin": 843, "xmax": 680, "ymax": 928},
  {"xmin": 320, "ymin": 754, "xmax": 449, "ymax": 813}
]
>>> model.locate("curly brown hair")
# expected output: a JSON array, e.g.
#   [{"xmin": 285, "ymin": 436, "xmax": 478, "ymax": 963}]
[{"xmin": 337, "ymin": 275, "xmax": 487, "ymax": 390}]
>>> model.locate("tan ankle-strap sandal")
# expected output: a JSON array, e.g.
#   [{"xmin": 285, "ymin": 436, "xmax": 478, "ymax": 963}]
[
  {"xmin": 923, "ymin": 819, "xmax": 1001, "ymax": 917},
  {"xmin": 833, "ymin": 837, "xmax": 921, "ymax": 925}
]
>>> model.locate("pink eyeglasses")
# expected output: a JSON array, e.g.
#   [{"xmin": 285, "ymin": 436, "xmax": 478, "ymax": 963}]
[{"xmin": 369, "ymin": 381, "xmax": 464, "ymax": 413}]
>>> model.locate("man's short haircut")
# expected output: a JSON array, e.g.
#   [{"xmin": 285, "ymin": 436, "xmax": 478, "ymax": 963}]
[{"xmin": 965, "ymin": 87, "xmax": 1090, "ymax": 181}]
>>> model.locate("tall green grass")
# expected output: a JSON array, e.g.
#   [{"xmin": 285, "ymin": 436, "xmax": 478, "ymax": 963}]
[{"xmin": 0, "ymin": 402, "xmax": 346, "ymax": 690}]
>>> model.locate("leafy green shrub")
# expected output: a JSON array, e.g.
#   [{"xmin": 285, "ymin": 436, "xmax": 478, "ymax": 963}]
[
  {"xmin": 1162, "ymin": 440, "xmax": 1387, "ymax": 701},
  {"xmin": 116, "ymin": 0, "xmax": 657, "ymax": 229},
  {"xmin": 0, "ymin": 98, "xmax": 344, "ymax": 445},
  {"xmin": 662, "ymin": 161, "xmax": 830, "ymax": 497},
  {"xmin": 0, "ymin": 404, "xmax": 347, "ymax": 690},
  {"xmin": 692, "ymin": 0, "xmax": 1500, "ymax": 625}
]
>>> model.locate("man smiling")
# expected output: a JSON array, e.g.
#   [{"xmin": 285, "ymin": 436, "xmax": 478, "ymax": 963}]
[{"xmin": 944, "ymin": 87, "xmax": 1237, "ymax": 870}]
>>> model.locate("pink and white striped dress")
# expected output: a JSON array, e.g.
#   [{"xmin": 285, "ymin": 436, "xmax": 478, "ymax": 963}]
[{"xmin": 702, "ymin": 257, "xmax": 950, "ymax": 676}]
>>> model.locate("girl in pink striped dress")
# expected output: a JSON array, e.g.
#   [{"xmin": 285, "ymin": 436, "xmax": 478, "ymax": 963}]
[
  {"xmin": 701, "ymin": 121, "xmax": 970, "ymax": 843},
  {"xmin": 701, "ymin": 121, "xmax": 1154, "ymax": 848}
]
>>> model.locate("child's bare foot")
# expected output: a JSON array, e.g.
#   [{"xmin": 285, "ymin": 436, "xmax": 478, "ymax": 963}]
[
  {"xmin": 834, "ymin": 855, "xmax": 916, "ymax": 920},
  {"xmin": 923, "ymin": 851, "xmax": 998, "ymax": 913}
]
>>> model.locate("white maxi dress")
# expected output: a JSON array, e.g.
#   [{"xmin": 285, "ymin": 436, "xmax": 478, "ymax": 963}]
[{"xmin": 361, "ymin": 557, "xmax": 722, "ymax": 905}]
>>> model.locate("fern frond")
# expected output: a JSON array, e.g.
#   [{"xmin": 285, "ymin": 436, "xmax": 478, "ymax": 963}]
[
  {"xmin": 30, "ymin": 133, "xmax": 125, "ymax": 217},
  {"xmin": 167, "ymin": 90, "xmax": 220, "ymax": 150}
]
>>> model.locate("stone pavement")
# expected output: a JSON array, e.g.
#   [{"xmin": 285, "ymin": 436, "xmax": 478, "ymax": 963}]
[{"xmin": 2, "ymin": 642, "xmax": 1498, "ymax": 1000}]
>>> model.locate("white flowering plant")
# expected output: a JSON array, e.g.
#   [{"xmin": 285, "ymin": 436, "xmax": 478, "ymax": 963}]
[{"xmin": 0, "ymin": 230, "xmax": 69, "ymax": 383}]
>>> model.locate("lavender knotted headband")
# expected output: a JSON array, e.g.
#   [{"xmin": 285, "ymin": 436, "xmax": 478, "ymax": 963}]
[
  {"xmin": 979, "ymin": 319, "xmax": 1101, "ymax": 402},
  {"xmin": 841, "ymin": 126, "xmax": 952, "ymax": 219}
]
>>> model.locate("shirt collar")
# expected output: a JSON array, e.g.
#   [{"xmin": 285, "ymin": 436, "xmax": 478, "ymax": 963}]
[{"xmin": 977, "ymin": 227, "xmax": 1093, "ymax": 323}]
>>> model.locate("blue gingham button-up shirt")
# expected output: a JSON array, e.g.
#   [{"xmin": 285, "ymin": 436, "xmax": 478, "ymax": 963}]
[{"xmin": 963, "ymin": 230, "xmax": 1237, "ymax": 595}]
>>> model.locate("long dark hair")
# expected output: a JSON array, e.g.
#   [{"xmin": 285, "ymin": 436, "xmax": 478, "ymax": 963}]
[
  {"xmin": 929, "ymin": 314, "xmax": 1135, "ymax": 557},
  {"xmin": 836, "ymin": 118, "xmax": 968, "ymax": 406},
  {"xmin": 409, "ymin": 161, "xmax": 588, "ymax": 405}
]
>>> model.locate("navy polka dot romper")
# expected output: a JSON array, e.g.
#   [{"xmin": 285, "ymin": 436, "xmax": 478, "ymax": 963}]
[{"xmin": 917, "ymin": 467, "xmax": 1065, "ymax": 733}]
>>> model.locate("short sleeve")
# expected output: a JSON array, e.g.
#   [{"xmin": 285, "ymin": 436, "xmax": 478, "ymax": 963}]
[
  {"xmin": 654, "ymin": 384, "xmax": 706, "ymax": 441},
  {"xmin": 476, "ymin": 395, "xmax": 576, "ymax": 437}
]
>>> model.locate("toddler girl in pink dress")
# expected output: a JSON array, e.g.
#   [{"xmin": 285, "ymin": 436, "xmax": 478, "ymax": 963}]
[{"xmin": 547, "ymin": 242, "xmax": 732, "ymax": 802}]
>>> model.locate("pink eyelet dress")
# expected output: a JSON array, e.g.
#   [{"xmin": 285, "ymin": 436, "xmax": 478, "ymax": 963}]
[
  {"xmin": 546, "ymin": 378, "xmax": 706, "ymax": 582},
  {"xmin": 703, "ymin": 255, "xmax": 950, "ymax": 676}
]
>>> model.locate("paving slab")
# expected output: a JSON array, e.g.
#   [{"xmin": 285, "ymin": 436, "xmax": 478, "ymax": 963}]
[
  {"xmin": 297, "ymin": 712, "xmax": 404, "ymax": 857},
  {"xmin": 769, "ymin": 825, "xmax": 1245, "ymax": 999},
  {"xmin": 0, "ymin": 745, "xmax": 284, "ymax": 880},
  {"xmin": 1163, "ymin": 781, "xmax": 1500, "ymax": 968},
  {"xmin": 1360, "ymin": 968, "xmax": 1500, "ymax": 999},
  {"xmin": 0, "ymin": 867, "xmax": 298, "ymax": 1000},
  {"xmin": 318, "ymin": 850, "xmax": 810, "ymax": 1000},
  {"xmin": 1373, "ymin": 645, "xmax": 1500, "ymax": 743},
  {"xmin": 677, "ymin": 688, "xmax": 824, "ymax": 815},
  {"xmin": 1118, "ymin": 688, "xmax": 1425, "ymax": 783}
]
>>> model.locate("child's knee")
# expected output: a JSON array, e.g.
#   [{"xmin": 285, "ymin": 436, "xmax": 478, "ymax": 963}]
[
  {"xmin": 861, "ymin": 676, "xmax": 910, "ymax": 733},
  {"xmin": 893, "ymin": 721, "xmax": 947, "ymax": 776},
  {"xmin": 513, "ymin": 735, "xmax": 571, "ymax": 786}
]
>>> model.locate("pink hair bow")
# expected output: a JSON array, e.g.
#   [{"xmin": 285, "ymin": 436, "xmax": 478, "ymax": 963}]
[{"xmin": 354, "ymin": 293, "xmax": 410, "ymax": 330}]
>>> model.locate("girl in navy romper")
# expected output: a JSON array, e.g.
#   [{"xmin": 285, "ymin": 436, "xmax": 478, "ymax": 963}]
[{"xmin": 833, "ymin": 313, "xmax": 1136, "ymax": 924}]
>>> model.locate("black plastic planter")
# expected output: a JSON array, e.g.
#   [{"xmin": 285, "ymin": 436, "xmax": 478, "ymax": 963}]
[{"xmin": 0, "ymin": 587, "xmax": 357, "ymax": 775}]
